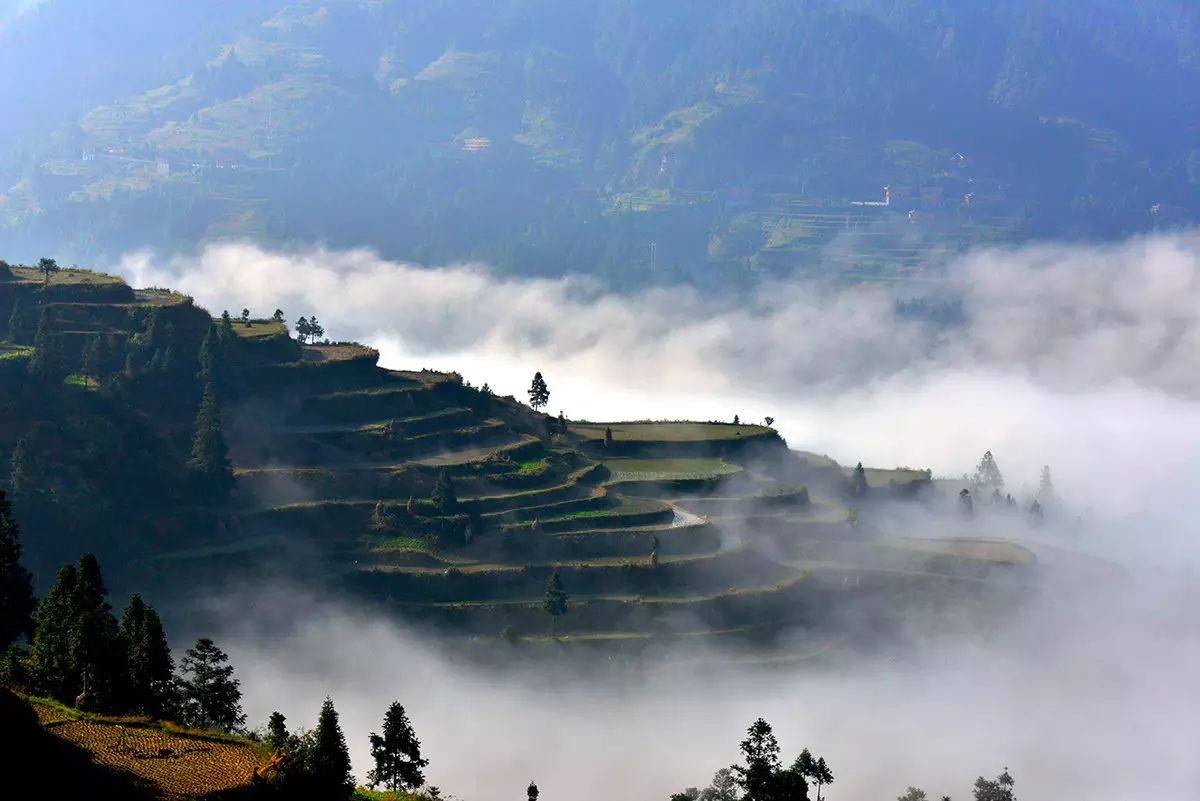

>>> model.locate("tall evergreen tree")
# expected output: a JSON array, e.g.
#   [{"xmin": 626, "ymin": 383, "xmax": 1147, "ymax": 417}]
[
  {"xmin": 69, "ymin": 553, "xmax": 124, "ymax": 710},
  {"xmin": 30, "ymin": 564, "xmax": 77, "ymax": 700},
  {"xmin": 849, "ymin": 462, "xmax": 870, "ymax": 497},
  {"xmin": 179, "ymin": 638, "xmax": 245, "ymax": 732},
  {"xmin": 309, "ymin": 696, "xmax": 355, "ymax": 799},
  {"xmin": 0, "ymin": 491, "xmax": 35, "ymax": 647},
  {"xmin": 1037, "ymin": 465, "xmax": 1055, "ymax": 505},
  {"xmin": 219, "ymin": 310, "xmax": 236, "ymax": 343},
  {"xmin": 432, "ymin": 470, "xmax": 457, "ymax": 514},
  {"xmin": 527, "ymin": 372, "xmax": 550, "ymax": 411},
  {"xmin": 542, "ymin": 571, "xmax": 569, "ymax": 636},
  {"xmin": 733, "ymin": 718, "xmax": 785, "ymax": 801},
  {"xmin": 28, "ymin": 307, "xmax": 66, "ymax": 384},
  {"xmin": 973, "ymin": 451, "xmax": 1004, "ymax": 489},
  {"xmin": 189, "ymin": 382, "xmax": 234, "ymax": 497},
  {"xmin": 367, "ymin": 700, "xmax": 429, "ymax": 791},
  {"xmin": 120, "ymin": 594, "xmax": 176, "ymax": 717}
]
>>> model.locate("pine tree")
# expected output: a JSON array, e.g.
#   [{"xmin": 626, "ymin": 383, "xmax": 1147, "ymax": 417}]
[
  {"xmin": 296, "ymin": 316, "xmax": 311, "ymax": 344},
  {"xmin": 219, "ymin": 310, "xmax": 236, "ymax": 342},
  {"xmin": 542, "ymin": 571, "xmax": 569, "ymax": 636},
  {"xmin": 528, "ymin": 781, "xmax": 540, "ymax": 801},
  {"xmin": 28, "ymin": 307, "xmax": 66, "ymax": 384},
  {"xmin": 272, "ymin": 309, "xmax": 285, "ymax": 323},
  {"xmin": 308, "ymin": 316, "xmax": 325, "ymax": 342},
  {"xmin": 121, "ymin": 594, "xmax": 176, "ymax": 717},
  {"xmin": 179, "ymin": 638, "xmax": 245, "ymax": 732},
  {"xmin": 367, "ymin": 700, "xmax": 429, "ymax": 791},
  {"xmin": 973, "ymin": 451, "xmax": 1004, "ymax": 489},
  {"xmin": 849, "ymin": 462, "xmax": 870, "ymax": 497},
  {"xmin": 432, "ymin": 470, "xmax": 457, "ymax": 514},
  {"xmin": 30, "ymin": 563, "xmax": 77, "ymax": 700},
  {"xmin": 1037, "ymin": 465, "xmax": 1055, "ymax": 504},
  {"xmin": 70, "ymin": 553, "xmax": 124, "ymax": 710},
  {"xmin": 9, "ymin": 437, "xmax": 32, "ymax": 497},
  {"xmin": 0, "ymin": 491, "xmax": 35, "ymax": 647},
  {"xmin": 604, "ymin": 427, "xmax": 613, "ymax": 449},
  {"xmin": 527, "ymin": 371, "xmax": 550, "ymax": 411},
  {"xmin": 189, "ymin": 382, "xmax": 234, "ymax": 497},
  {"xmin": 309, "ymin": 696, "xmax": 354, "ymax": 799},
  {"xmin": 733, "ymin": 718, "xmax": 783, "ymax": 801}
]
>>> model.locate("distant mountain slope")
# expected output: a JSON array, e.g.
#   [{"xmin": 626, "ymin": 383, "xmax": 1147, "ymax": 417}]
[{"xmin": 2, "ymin": 0, "xmax": 1197, "ymax": 286}]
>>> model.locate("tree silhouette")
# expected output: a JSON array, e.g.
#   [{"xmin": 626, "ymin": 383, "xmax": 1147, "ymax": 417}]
[
  {"xmin": 309, "ymin": 696, "xmax": 355, "ymax": 798},
  {"xmin": 432, "ymin": 470, "xmax": 457, "ymax": 514},
  {"xmin": 0, "ymin": 491, "xmax": 35, "ymax": 648},
  {"xmin": 37, "ymin": 257, "xmax": 59, "ymax": 284},
  {"xmin": 28, "ymin": 307, "xmax": 66, "ymax": 384},
  {"xmin": 120, "ymin": 594, "xmax": 176, "ymax": 717},
  {"xmin": 528, "ymin": 372, "xmax": 550, "ymax": 411},
  {"xmin": 973, "ymin": 450, "xmax": 1004, "ymax": 489},
  {"xmin": 188, "ymin": 382, "xmax": 233, "ymax": 497},
  {"xmin": 542, "ymin": 571, "xmax": 569, "ymax": 636},
  {"xmin": 849, "ymin": 462, "xmax": 870, "ymax": 497},
  {"xmin": 367, "ymin": 700, "xmax": 429, "ymax": 791},
  {"xmin": 179, "ymin": 638, "xmax": 244, "ymax": 732}
]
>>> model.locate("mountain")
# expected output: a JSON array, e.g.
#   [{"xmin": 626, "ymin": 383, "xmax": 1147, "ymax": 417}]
[
  {"xmin": 3, "ymin": 0, "xmax": 1198, "ymax": 287},
  {"xmin": 1, "ymin": 263, "xmax": 1033, "ymax": 654}
]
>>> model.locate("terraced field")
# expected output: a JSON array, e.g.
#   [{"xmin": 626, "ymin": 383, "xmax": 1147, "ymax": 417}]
[
  {"xmin": 32, "ymin": 698, "xmax": 264, "ymax": 799},
  {"xmin": 1, "ymin": 266, "xmax": 1038, "ymax": 654}
]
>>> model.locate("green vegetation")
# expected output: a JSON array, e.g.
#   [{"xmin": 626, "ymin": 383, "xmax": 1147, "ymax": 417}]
[
  {"xmin": 573, "ymin": 422, "xmax": 774, "ymax": 442},
  {"xmin": 603, "ymin": 458, "xmax": 741, "ymax": 482}
]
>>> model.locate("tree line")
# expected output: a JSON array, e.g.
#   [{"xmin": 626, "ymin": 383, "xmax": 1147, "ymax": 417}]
[{"xmin": 672, "ymin": 717, "xmax": 1016, "ymax": 801}]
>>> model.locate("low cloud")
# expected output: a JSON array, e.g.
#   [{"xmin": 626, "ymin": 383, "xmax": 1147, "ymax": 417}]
[
  {"xmin": 118, "ymin": 231, "xmax": 1200, "ymax": 519},
  {"xmin": 120, "ymin": 232, "xmax": 1200, "ymax": 800}
]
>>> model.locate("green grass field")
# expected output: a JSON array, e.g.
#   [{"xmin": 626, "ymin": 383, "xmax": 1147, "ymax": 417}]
[
  {"xmin": 603, "ymin": 457, "xmax": 740, "ymax": 481},
  {"xmin": 225, "ymin": 318, "xmax": 288, "ymax": 338},
  {"xmin": 572, "ymin": 422, "xmax": 772, "ymax": 442},
  {"xmin": 9, "ymin": 265, "xmax": 125, "ymax": 286}
]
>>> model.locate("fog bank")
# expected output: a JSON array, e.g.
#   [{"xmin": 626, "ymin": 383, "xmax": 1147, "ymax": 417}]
[{"xmin": 121, "ymin": 233, "xmax": 1200, "ymax": 799}]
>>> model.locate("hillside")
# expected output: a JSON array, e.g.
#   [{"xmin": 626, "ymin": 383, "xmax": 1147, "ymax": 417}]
[
  {"xmin": 2, "ymin": 1, "xmax": 1198, "ymax": 286},
  {"xmin": 0, "ymin": 263, "xmax": 1036, "ymax": 657}
]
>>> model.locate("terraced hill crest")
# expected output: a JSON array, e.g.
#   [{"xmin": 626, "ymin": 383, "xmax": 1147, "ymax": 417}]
[{"xmin": 1, "ymin": 264, "xmax": 1037, "ymax": 659}]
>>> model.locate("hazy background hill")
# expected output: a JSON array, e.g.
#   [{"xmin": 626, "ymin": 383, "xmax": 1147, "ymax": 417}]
[{"xmin": 2, "ymin": 0, "xmax": 1198, "ymax": 287}]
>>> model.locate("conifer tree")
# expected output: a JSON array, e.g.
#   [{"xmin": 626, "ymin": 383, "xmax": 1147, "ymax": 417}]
[
  {"xmin": 189, "ymin": 382, "xmax": 234, "ymax": 497},
  {"xmin": 28, "ymin": 307, "xmax": 66, "ymax": 384},
  {"xmin": 849, "ymin": 462, "xmax": 870, "ymax": 497},
  {"xmin": 973, "ymin": 451, "xmax": 1004, "ymax": 489},
  {"xmin": 308, "ymin": 316, "xmax": 325, "ymax": 342},
  {"xmin": 528, "ymin": 781, "xmax": 540, "ymax": 801},
  {"xmin": 527, "ymin": 371, "xmax": 550, "ymax": 411},
  {"xmin": 219, "ymin": 310, "xmax": 236, "ymax": 342},
  {"xmin": 309, "ymin": 696, "xmax": 354, "ymax": 799},
  {"xmin": 120, "ymin": 594, "xmax": 176, "ymax": 717},
  {"xmin": 179, "ymin": 638, "xmax": 245, "ymax": 732},
  {"xmin": 432, "ymin": 470, "xmax": 457, "ymax": 514},
  {"xmin": 1037, "ymin": 465, "xmax": 1055, "ymax": 504},
  {"xmin": 70, "ymin": 553, "xmax": 124, "ymax": 710},
  {"xmin": 367, "ymin": 700, "xmax": 429, "ymax": 791},
  {"xmin": 30, "ymin": 563, "xmax": 77, "ymax": 700},
  {"xmin": 296, "ymin": 316, "xmax": 311, "ymax": 344},
  {"xmin": 0, "ymin": 491, "xmax": 35, "ymax": 648},
  {"xmin": 604, "ymin": 427, "xmax": 614, "ymax": 449},
  {"xmin": 542, "ymin": 570, "xmax": 569, "ymax": 636}
]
